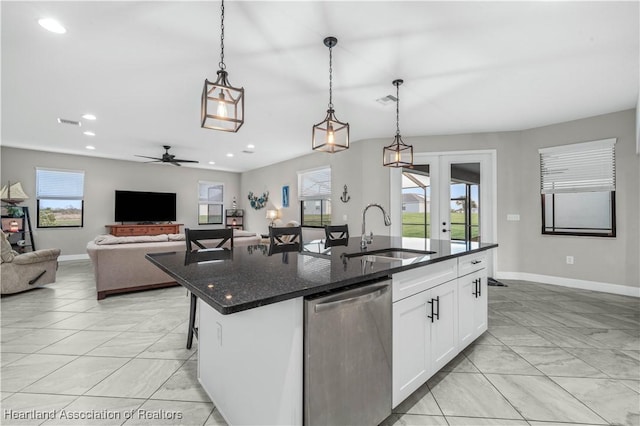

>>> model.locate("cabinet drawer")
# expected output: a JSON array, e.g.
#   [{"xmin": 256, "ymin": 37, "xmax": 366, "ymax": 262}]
[
  {"xmin": 392, "ymin": 259, "xmax": 457, "ymax": 302},
  {"xmin": 458, "ymin": 252, "xmax": 487, "ymax": 276}
]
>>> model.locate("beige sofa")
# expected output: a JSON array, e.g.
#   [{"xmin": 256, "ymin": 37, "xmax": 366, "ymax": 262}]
[{"xmin": 87, "ymin": 231, "xmax": 260, "ymax": 299}]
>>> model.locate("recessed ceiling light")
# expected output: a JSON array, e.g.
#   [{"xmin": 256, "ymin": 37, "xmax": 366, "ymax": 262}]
[
  {"xmin": 208, "ymin": 161, "xmax": 216, "ymax": 165},
  {"xmin": 83, "ymin": 131, "xmax": 95, "ymax": 136},
  {"xmin": 226, "ymin": 153, "xmax": 234, "ymax": 158},
  {"xmin": 38, "ymin": 18, "xmax": 66, "ymax": 34},
  {"xmin": 247, "ymin": 144, "xmax": 255, "ymax": 149},
  {"xmin": 82, "ymin": 114, "xmax": 96, "ymax": 120},
  {"xmin": 85, "ymin": 145, "xmax": 96, "ymax": 150}
]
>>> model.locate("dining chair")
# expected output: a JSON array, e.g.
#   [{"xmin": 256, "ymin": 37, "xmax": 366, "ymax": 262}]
[
  {"xmin": 324, "ymin": 224, "xmax": 349, "ymax": 248},
  {"xmin": 268, "ymin": 225, "xmax": 302, "ymax": 255},
  {"xmin": 183, "ymin": 227, "xmax": 234, "ymax": 349}
]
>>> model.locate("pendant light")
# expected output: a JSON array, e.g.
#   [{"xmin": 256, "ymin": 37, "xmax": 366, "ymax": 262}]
[
  {"xmin": 312, "ymin": 36, "xmax": 349, "ymax": 153},
  {"xmin": 201, "ymin": 0, "xmax": 244, "ymax": 132},
  {"xmin": 383, "ymin": 79, "xmax": 413, "ymax": 167}
]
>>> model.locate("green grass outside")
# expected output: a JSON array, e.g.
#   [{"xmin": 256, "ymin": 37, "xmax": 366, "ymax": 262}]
[{"xmin": 402, "ymin": 212, "xmax": 478, "ymax": 240}]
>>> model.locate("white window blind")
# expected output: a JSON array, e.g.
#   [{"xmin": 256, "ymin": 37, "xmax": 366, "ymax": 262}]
[
  {"xmin": 539, "ymin": 138, "xmax": 616, "ymax": 194},
  {"xmin": 298, "ymin": 166, "xmax": 331, "ymax": 200},
  {"xmin": 36, "ymin": 168, "xmax": 85, "ymax": 199},
  {"xmin": 199, "ymin": 181, "xmax": 223, "ymax": 202}
]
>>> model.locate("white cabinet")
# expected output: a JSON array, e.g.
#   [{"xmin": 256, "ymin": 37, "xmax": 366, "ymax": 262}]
[
  {"xmin": 430, "ymin": 279, "xmax": 458, "ymax": 373},
  {"xmin": 392, "ymin": 251, "xmax": 490, "ymax": 408},
  {"xmin": 392, "ymin": 278, "xmax": 458, "ymax": 407},
  {"xmin": 458, "ymin": 269, "xmax": 487, "ymax": 346}
]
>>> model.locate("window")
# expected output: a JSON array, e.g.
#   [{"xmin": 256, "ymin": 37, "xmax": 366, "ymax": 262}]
[
  {"xmin": 36, "ymin": 168, "xmax": 84, "ymax": 228},
  {"xmin": 298, "ymin": 166, "xmax": 331, "ymax": 227},
  {"xmin": 539, "ymin": 138, "xmax": 616, "ymax": 237},
  {"xmin": 198, "ymin": 181, "xmax": 224, "ymax": 225}
]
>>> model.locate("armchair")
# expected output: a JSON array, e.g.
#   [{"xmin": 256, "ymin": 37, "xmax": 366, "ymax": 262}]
[{"xmin": 1, "ymin": 232, "xmax": 60, "ymax": 295}]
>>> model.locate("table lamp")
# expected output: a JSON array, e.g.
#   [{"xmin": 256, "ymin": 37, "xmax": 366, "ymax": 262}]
[{"xmin": 266, "ymin": 209, "xmax": 278, "ymax": 227}]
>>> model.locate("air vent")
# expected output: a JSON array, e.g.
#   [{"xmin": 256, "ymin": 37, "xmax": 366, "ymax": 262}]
[
  {"xmin": 376, "ymin": 95, "xmax": 397, "ymax": 105},
  {"xmin": 57, "ymin": 118, "xmax": 82, "ymax": 126},
  {"xmin": 242, "ymin": 150, "xmax": 254, "ymax": 154}
]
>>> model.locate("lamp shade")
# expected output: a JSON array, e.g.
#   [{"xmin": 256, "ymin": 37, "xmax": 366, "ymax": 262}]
[{"xmin": 266, "ymin": 209, "xmax": 278, "ymax": 221}]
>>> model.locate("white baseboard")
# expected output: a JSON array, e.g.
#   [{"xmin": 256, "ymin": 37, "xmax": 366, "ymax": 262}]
[
  {"xmin": 59, "ymin": 254, "xmax": 90, "ymax": 262},
  {"xmin": 495, "ymin": 271, "xmax": 640, "ymax": 298}
]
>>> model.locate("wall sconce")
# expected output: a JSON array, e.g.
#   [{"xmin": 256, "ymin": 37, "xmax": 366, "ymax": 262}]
[{"xmin": 266, "ymin": 209, "xmax": 278, "ymax": 226}]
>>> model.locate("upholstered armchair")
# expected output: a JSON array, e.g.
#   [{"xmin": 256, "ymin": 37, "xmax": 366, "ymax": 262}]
[{"xmin": 1, "ymin": 232, "xmax": 61, "ymax": 295}]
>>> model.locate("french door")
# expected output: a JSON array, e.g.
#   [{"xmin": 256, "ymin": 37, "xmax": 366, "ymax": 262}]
[{"xmin": 391, "ymin": 151, "xmax": 495, "ymax": 244}]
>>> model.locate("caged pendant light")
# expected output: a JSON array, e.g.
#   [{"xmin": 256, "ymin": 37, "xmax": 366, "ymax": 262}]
[
  {"xmin": 312, "ymin": 37, "xmax": 349, "ymax": 153},
  {"xmin": 201, "ymin": 0, "xmax": 244, "ymax": 132},
  {"xmin": 383, "ymin": 79, "xmax": 413, "ymax": 167}
]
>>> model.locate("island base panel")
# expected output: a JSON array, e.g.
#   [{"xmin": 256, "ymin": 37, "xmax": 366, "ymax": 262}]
[{"xmin": 198, "ymin": 297, "xmax": 303, "ymax": 425}]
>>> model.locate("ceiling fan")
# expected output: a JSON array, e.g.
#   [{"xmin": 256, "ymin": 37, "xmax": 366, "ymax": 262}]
[{"xmin": 135, "ymin": 145, "xmax": 199, "ymax": 166}]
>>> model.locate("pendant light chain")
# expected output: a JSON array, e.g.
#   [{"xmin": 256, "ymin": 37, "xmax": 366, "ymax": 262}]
[
  {"xmin": 219, "ymin": 0, "xmax": 226, "ymax": 70},
  {"xmin": 396, "ymin": 81, "xmax": 400, "ymax": 136},
  {"xmin": 328, "ymin": 45, "xmax": 333, "ymax": 109}
]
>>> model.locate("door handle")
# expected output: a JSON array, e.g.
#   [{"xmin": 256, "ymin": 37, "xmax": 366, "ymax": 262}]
[
  {"xmin": 427, "ymin": 298, "xmax": 435, "ymax": 322},
  {"xmin": 314, "ymin": 284, "xmax": 389, "ymax": 313}
]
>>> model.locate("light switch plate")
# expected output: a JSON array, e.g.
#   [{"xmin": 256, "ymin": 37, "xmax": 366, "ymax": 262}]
[{"xmin": 507, "ymin": 214, "xmax": 520, "ymax": 221}]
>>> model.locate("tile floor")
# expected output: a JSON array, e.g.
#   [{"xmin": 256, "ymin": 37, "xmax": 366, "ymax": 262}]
[{"xmin": 1, "ymin": 260, "xmax": 638, "ymax": 426}]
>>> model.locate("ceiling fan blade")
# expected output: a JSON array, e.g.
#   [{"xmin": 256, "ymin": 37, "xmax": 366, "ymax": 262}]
[
  {"xmin": 135, "ymin": 155, "xmax": 163, "ymax": 161},
  {"xmin": 172, "ymin": 159, "xmax": 199, "ymax": 163},
  {"xmin": 169, "ymin": 161, "xmax": 182, "ymax": 166}
]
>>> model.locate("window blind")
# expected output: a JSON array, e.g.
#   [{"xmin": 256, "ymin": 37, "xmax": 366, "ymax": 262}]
[
  {"xmin": 36, "ymin": 168, "xmax": 85, "ymax": 199},
  {"xmin": 199, "ymin": 181, "xmax": 223, "ymax": 202},
  {"xmin": 298, "ymin": 166, "xmax": 331, "ymax": 200},
  {"xmin": 539, "ymin": 138, "xmax": 616, "ymax": 194}
]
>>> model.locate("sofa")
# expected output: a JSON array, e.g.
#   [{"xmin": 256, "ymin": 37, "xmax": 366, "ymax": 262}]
[
  {"xmin": 1, "ymin": 231, "xmax": 61, "ymax": 295},
  {"xmin": 87, "ymin": 230, "xmax": 261, "ymax": 299}
]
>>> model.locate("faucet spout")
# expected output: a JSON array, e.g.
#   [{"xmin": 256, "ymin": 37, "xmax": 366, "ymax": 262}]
[{"xmin": 361, "ymin": 203, "xmax": 392, "ymax": 248}]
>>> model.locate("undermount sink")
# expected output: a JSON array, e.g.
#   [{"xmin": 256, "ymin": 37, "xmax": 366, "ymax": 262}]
[{"xmin": 346, "ymin": 248, "xmax": 436, "ymax": 263}]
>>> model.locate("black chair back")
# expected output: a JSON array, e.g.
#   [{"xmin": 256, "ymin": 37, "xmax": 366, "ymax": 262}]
[
  {"xmin": 185, "ymin": 228, "xmax": 233, "ymax": 252},
  {"xmin": 324, "ymin": 224, "xmax": 349, "ymax": 248},
  {"xmin": 268, "ymin": 225, "xmax": 302, "ymax": 255}
]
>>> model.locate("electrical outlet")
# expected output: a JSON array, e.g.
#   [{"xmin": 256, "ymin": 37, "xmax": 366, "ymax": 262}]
[{"xmin": 566, "ymin": 256, "xmax": 574, "ymax": 265}]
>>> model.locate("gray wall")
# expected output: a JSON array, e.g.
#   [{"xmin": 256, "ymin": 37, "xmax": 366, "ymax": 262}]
[
  {"xmin": 241, "ymin": 109, "xmax": 639, "ymax": 289},
  {"xmin": 0, "ymin": 148, "xmax": 241, "ymax": 257}
]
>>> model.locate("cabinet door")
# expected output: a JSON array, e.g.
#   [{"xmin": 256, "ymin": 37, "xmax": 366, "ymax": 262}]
[
  {"xmin": 473, "ymin": 271, "xmax": 488, "ymax": 338},
  {"xmin": 429, "ymin": 279, "xmax": 458, "ymax": 373},
  {"xmin": 392, "ymin": 290, "xmax": 431, "ymax": 408},
  {"xmin": 458, "ymin": 274, "xmax": 476, "ymax": 347}
]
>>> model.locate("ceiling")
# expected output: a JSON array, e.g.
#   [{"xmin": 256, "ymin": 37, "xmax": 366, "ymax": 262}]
[{"xmin": 2, "ymin": 1, "xmax": 638, "ymax": 173}]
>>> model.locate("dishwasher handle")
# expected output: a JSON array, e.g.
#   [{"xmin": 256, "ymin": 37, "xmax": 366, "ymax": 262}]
[{"xmin": 314, "ymin": 284, "xmax": 389, "ymax": 313}]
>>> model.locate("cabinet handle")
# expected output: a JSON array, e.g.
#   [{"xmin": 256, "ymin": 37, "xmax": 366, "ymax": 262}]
[
  {"xmin": 472, "ymin": 279, "xmax": 479, "ymax": 297},
  {"xmin": 427, "ymin": 299, "xmax": 435, "ymax": 323},
  {"xmin": 471, "ymin": 260, "xmax": 482, "ymax": 265},
  {"xmin": 478, "ymin": 277, "xmax": 481, "ymax": 297},
  {"xmin": 435, "ymin": 296, "xmax": 440, "ymax": 320}
]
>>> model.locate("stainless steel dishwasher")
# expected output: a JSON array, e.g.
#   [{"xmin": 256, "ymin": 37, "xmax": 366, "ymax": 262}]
[{"xmin": 304, "ymin": 278, "xmax": 392, "ymax": 426}]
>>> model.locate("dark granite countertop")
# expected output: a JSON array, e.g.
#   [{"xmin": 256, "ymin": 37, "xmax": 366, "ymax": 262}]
[{"xmin": 146, "ymin": 236, "xmax": 497, "ymax": 315}]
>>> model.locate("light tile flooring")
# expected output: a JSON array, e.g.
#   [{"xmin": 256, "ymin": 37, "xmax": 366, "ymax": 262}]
[{"xmin": 0, "ymin": 260, "xmax": 638, "ymax": 426}]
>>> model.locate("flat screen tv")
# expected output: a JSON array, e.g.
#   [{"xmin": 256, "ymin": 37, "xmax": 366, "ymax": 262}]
[{"xmin": 114, "ymin": 190, "xmax": 176, "ymax": 223}]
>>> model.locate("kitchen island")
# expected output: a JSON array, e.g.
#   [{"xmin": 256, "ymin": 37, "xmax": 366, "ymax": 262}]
[{"xmin": 147, "ymin": 236, "xmax": 497, "ymax": 425}]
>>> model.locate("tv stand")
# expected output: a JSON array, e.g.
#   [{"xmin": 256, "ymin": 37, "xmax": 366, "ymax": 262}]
[{"xmin": 106, "ymin": 224, "xmax": 183, "ymax": 237}]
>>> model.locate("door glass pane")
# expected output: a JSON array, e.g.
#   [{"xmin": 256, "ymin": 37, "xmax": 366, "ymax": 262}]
[
  {"xmin": 401, "ymin": 166, "xmax": 430, "ymax": 238},
  {"xmin": 450, "ymin": 163, "xmax": 480, "ymax": 242}
]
